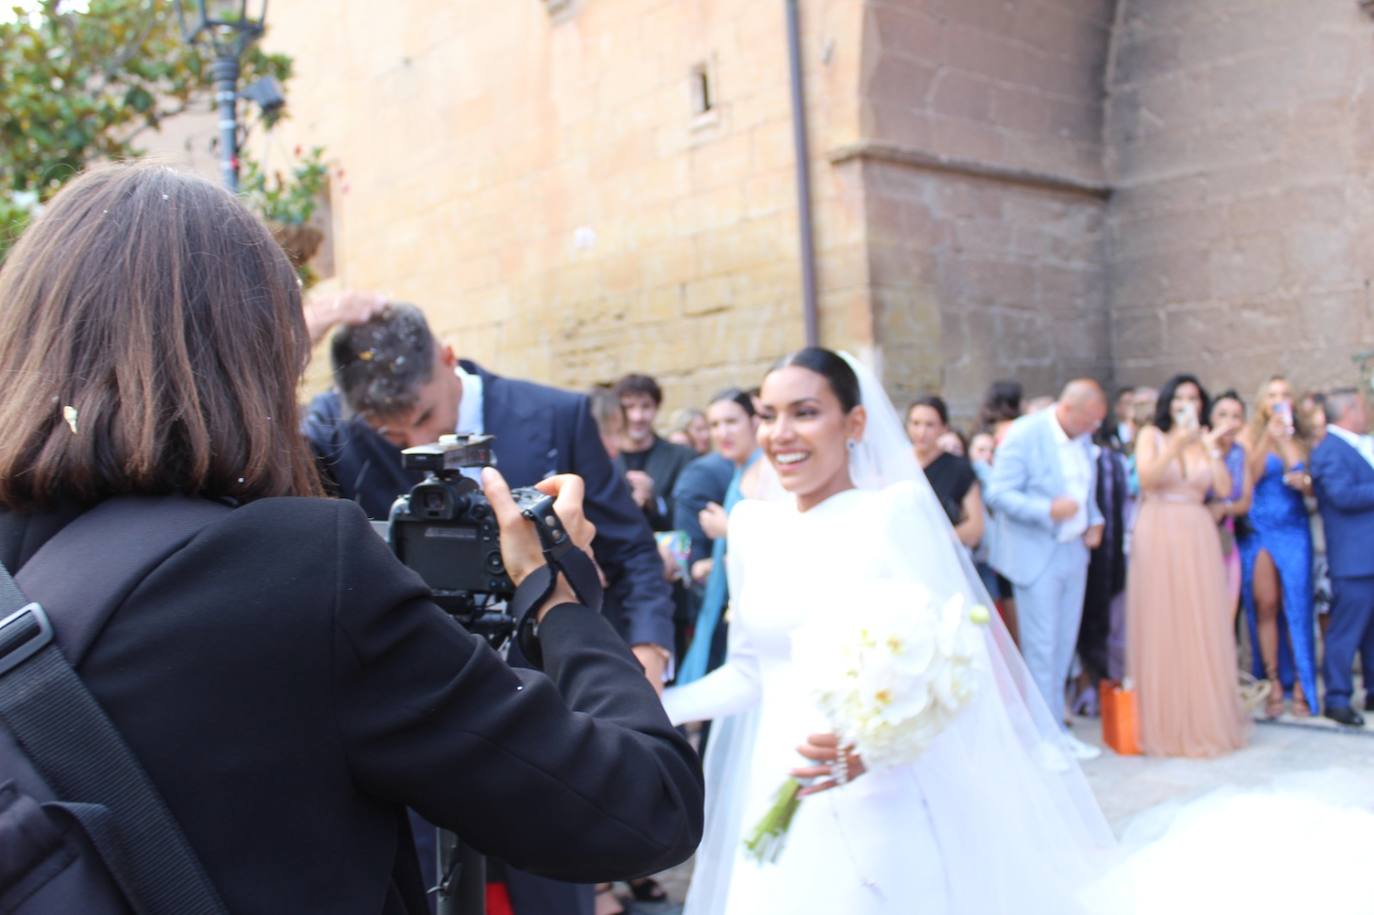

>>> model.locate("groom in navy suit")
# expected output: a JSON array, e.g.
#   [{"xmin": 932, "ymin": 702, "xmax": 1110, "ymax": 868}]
[
  {"xmin": 1311, "ymin": 386, "xmax": 1374, "ymax": 727},
  {"xmin": 302, "ymin": 302, "xmax": 675, "ymax": 915}
]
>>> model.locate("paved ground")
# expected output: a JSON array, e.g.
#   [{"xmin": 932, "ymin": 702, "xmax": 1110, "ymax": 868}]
[
  {"xmin": 1077, "ymin": 717, "xmax": 1374, "ymax": 829},
  {"xmin": 636, "ymin": 718, "xmax": 1374, "ymax": 909}
]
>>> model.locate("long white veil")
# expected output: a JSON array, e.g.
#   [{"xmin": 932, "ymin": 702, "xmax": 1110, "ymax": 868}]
[{"xmin": 681, "ymin": 352, "xmax": 1120, "ymax": 914}]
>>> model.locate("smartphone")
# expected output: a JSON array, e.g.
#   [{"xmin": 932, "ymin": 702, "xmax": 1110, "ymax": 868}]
[
  {"xmin": 1174, "ymin": 401, "xmax": 1198, "ymax": 430},
  {"xmin": 1274, "ymin": 401, "xmax": 1293, "ymax": 432}
]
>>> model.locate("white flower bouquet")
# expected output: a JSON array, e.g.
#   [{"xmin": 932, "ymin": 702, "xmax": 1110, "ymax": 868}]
[{"xmin": 743, "ymin": 583, "xmax": 989, "ymax": 863}]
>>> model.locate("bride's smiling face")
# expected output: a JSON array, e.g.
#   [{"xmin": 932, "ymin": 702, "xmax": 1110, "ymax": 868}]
[{"xmin": 757, "ymin": 365, "xmax": 867, "ymax": 511}]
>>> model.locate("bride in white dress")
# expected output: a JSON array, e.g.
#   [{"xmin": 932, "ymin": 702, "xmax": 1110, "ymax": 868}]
[{"xmin": 662, "ymin": 348, "xmax": 1116, "ymax": 914}]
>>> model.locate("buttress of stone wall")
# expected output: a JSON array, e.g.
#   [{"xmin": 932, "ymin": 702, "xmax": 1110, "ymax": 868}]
[{"xmin": 853, "ymin": 0, "xmax": 1114, "ymax": 422}]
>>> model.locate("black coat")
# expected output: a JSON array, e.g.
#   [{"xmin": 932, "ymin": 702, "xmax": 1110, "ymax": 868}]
[
  {"xmin": 302, "ymin": 361, "xmax": 675, "ymax": 651},
  {"xmin": 615, "ymin": 437, "xmax": 697, "ymax": 533},
  {"xmin": 0, "ymin": 498, "xmax": 703, "ymax": 915}
]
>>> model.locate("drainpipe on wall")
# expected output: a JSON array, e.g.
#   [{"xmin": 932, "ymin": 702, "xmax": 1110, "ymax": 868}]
[{"xmin": 785, "ymin": 0, "xmax": 820, "ymax": 348}]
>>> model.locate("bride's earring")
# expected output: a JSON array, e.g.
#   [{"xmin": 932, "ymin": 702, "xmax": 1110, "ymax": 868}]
[{"xmin": 847, "ymin": 439, "xmax": 858, "ymax": 451}]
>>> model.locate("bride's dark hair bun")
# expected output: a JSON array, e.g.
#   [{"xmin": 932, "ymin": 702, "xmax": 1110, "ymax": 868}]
[{"xmin": 771, "ymin": 347, "xmax": 861, "ymax": 413}]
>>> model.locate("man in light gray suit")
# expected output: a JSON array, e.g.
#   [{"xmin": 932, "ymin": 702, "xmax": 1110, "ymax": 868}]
[{"xmin": 986, "ymin": 380, "xmax": 1108, "ymax": 760}]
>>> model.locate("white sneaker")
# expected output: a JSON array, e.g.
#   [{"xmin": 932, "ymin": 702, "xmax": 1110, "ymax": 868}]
[
  {"xmin": 1034, "ymin": 741, "xmax": 1072, "ymax": 773},
  {"xmin": 1063, "ymin": 733, "xmax": 1102, "ymax": 761}
]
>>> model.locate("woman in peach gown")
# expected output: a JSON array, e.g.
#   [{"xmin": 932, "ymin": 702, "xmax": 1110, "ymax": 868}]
[{"xmin": 1127, "ymin": 374, "xmax": 1250, "ymax": 757}]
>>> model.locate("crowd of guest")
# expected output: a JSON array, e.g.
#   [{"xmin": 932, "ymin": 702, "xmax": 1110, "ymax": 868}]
[{"xmin": 611, "ymin": 366, "xmax": 1374, "ymax": 766}]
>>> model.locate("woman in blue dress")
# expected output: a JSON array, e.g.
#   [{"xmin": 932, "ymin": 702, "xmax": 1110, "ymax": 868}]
[{"xmin": 1237, "ymin": 376, "xmax": 1318, "ymax": 717}]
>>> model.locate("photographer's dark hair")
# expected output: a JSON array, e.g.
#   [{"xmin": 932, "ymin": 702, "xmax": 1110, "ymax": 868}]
[
  {"xmin": 331, "ymin": 303, "xmax": 436, "ymax": 419},
  {"xmin": 614, "ymin": 373, "xmax": 664, "ymax": 406},
  {"xmin": 709, "ymin": 387, "xmax": 756, "ymax": 417},
  {"xmin": 771, "ymin": 347, "xmax": 861, "ymax": 413},
  {"xmin": 907, "ymin": 395, "xmax": 949, "ymax": 427},
  {"xmin": 1154, "ymin": 374, "xmax": 1210, "ymax": 434},
  {"xmin": 0, "ymin": 163, "xmax": 322, "ymax": 510}
]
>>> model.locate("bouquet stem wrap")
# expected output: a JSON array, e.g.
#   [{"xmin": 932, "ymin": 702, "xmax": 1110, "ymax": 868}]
[{"xmin": 742, "ymin": 778, "xmax": 802, "ymax": 864}]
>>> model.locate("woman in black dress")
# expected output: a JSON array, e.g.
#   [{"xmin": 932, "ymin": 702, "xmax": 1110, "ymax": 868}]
[{"xmin": 905, "ymin": 396, "xmax": 984, "ymax": 549}]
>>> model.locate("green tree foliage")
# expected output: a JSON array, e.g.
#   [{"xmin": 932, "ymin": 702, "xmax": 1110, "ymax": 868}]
[{"xmin": 0, "ymin": 0, "xmax": 292, "ymax": 257}]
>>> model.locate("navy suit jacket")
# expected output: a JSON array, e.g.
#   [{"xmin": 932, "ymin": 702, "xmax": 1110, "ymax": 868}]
[
  {"xmin": 303, "ymin": 361, "xmax": 674, "ymax": 651},
  {"xmin": 1311, "ymin": 431, "xmax": 1374, "ymax": 579}
]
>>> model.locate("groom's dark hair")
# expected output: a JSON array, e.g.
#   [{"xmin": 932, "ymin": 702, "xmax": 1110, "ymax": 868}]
[
  {"xmin": 770, "ymin": 347, "xmax": 861, "ymax": 413},
  {"xmin": 330, "ymin": 302, "xmax": 435, "ymax": 419}
]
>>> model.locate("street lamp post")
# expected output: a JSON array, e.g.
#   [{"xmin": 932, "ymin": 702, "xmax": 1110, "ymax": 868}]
[{"xmin": 176, "ymin": 0, "xmax": 268, "ymax": 192}]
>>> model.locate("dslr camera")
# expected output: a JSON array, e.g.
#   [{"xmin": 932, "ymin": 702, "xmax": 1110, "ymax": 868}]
[{"xmin": 387, "ymin": 434, "xmax": 551, "ymax": 647}]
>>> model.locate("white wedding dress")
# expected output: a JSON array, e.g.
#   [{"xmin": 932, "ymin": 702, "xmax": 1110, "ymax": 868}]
[{"xmin": 663, "ymin": 481, "xmax": 1116, "ymax": 915}]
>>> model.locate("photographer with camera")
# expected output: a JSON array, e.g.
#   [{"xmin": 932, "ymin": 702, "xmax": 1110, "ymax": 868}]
[
  {"xmin": 304, "ymin": 303, "xmax": 684, "ymax": 915},
  {"xmin": 0, "ymin": 164, "xmax": 703, "ymax": 915}
]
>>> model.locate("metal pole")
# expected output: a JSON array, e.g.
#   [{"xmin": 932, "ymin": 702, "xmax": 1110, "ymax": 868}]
[
  {"xmin": 785, "ymin": 0, "xmax": 820, "ymax": 348},
  {"xmin": 211, "ymin": 54, "xmax": 241, "ymax": 191}
]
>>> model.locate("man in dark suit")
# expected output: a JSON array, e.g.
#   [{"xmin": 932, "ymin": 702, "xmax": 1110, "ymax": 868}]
[
  {"xmin": 301, "ymin": 303, "xmax": 675, "ymax": 915},
  {"xmin": 302, "ymin": 304, "xmax": 674, "ymax": 676},
  {"xmin": 1310, "ymin": 386, "xmax": 1374, "ymax": 727},
  {"xmin": 613, "ymin": 373, "xmax": 696, "ymax": 532}
]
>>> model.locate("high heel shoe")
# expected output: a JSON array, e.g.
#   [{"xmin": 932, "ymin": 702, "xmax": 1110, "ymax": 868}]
[
  {"xmin": 1264, "ymin": 666, "xmax": 1283, "ymax": 719},
  {"xmin": 1291, "ymin": 682, "xmax": 1311, "ymax": 718}
]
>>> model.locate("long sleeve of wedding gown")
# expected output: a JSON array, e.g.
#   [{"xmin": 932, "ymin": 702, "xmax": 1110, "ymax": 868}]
[
  {"xmin": 661, "ymin": 631, "xmax": 760, "ymax": 725},
  {"xmin": 661, "ymin": 508, "xmax": 761, "ymax": 725}
]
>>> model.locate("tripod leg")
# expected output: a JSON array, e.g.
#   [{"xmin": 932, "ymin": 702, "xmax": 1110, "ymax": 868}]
[{"xmin": 437, "ymin": 828, "xmax": 487, "ymax": 915}]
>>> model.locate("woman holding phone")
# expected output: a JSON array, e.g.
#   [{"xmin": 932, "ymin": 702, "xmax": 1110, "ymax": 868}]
[
  {"xmin": 1127, "ymin": 374, "xmax": 1250, "ymax": 756},
  {"xmin": 1237, "ymin": 376, "xmax": 1319, "ymax": 718},
  {"xmin": 1207, "ymin": 391, "xmax": 1254, "ymax": 615}
]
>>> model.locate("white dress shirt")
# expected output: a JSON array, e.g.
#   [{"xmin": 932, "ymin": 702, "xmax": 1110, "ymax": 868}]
[
  {"xmin": 454, "ymin": 364, "xmax": 485, "ymax": 483},
  {"xmin": 1326, "ymin": 423, "xmax": 1374, "ymax": 471},
  {"xmin": 1051, "ymin": 414, "xmax": 1092, "ymax": 543}
]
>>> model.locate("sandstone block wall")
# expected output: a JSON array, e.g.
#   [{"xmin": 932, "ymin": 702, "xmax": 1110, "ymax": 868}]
[
  {"xmin": 150, "ymin": 0, "xmax": 1374, "ymax": 428},
  {"xmin": 259, "ymin": 0, "xmax": 870, "ymax": 411}
]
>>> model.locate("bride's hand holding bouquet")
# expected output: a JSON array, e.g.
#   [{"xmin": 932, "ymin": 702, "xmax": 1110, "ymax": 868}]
[{"xmin": 743, "ymin": 585, "xmax": 990, "ymax": 863}]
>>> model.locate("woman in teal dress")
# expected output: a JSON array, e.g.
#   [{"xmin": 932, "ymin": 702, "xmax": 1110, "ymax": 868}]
[{"xmin": 1237, "ymin": 376, "xmax": 1318, "ymax": 717}]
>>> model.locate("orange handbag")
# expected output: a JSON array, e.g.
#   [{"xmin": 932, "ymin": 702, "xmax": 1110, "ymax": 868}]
[{"xmin": 1099, "ymin": 679, "xmax": 1141, "ymax": 756}]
